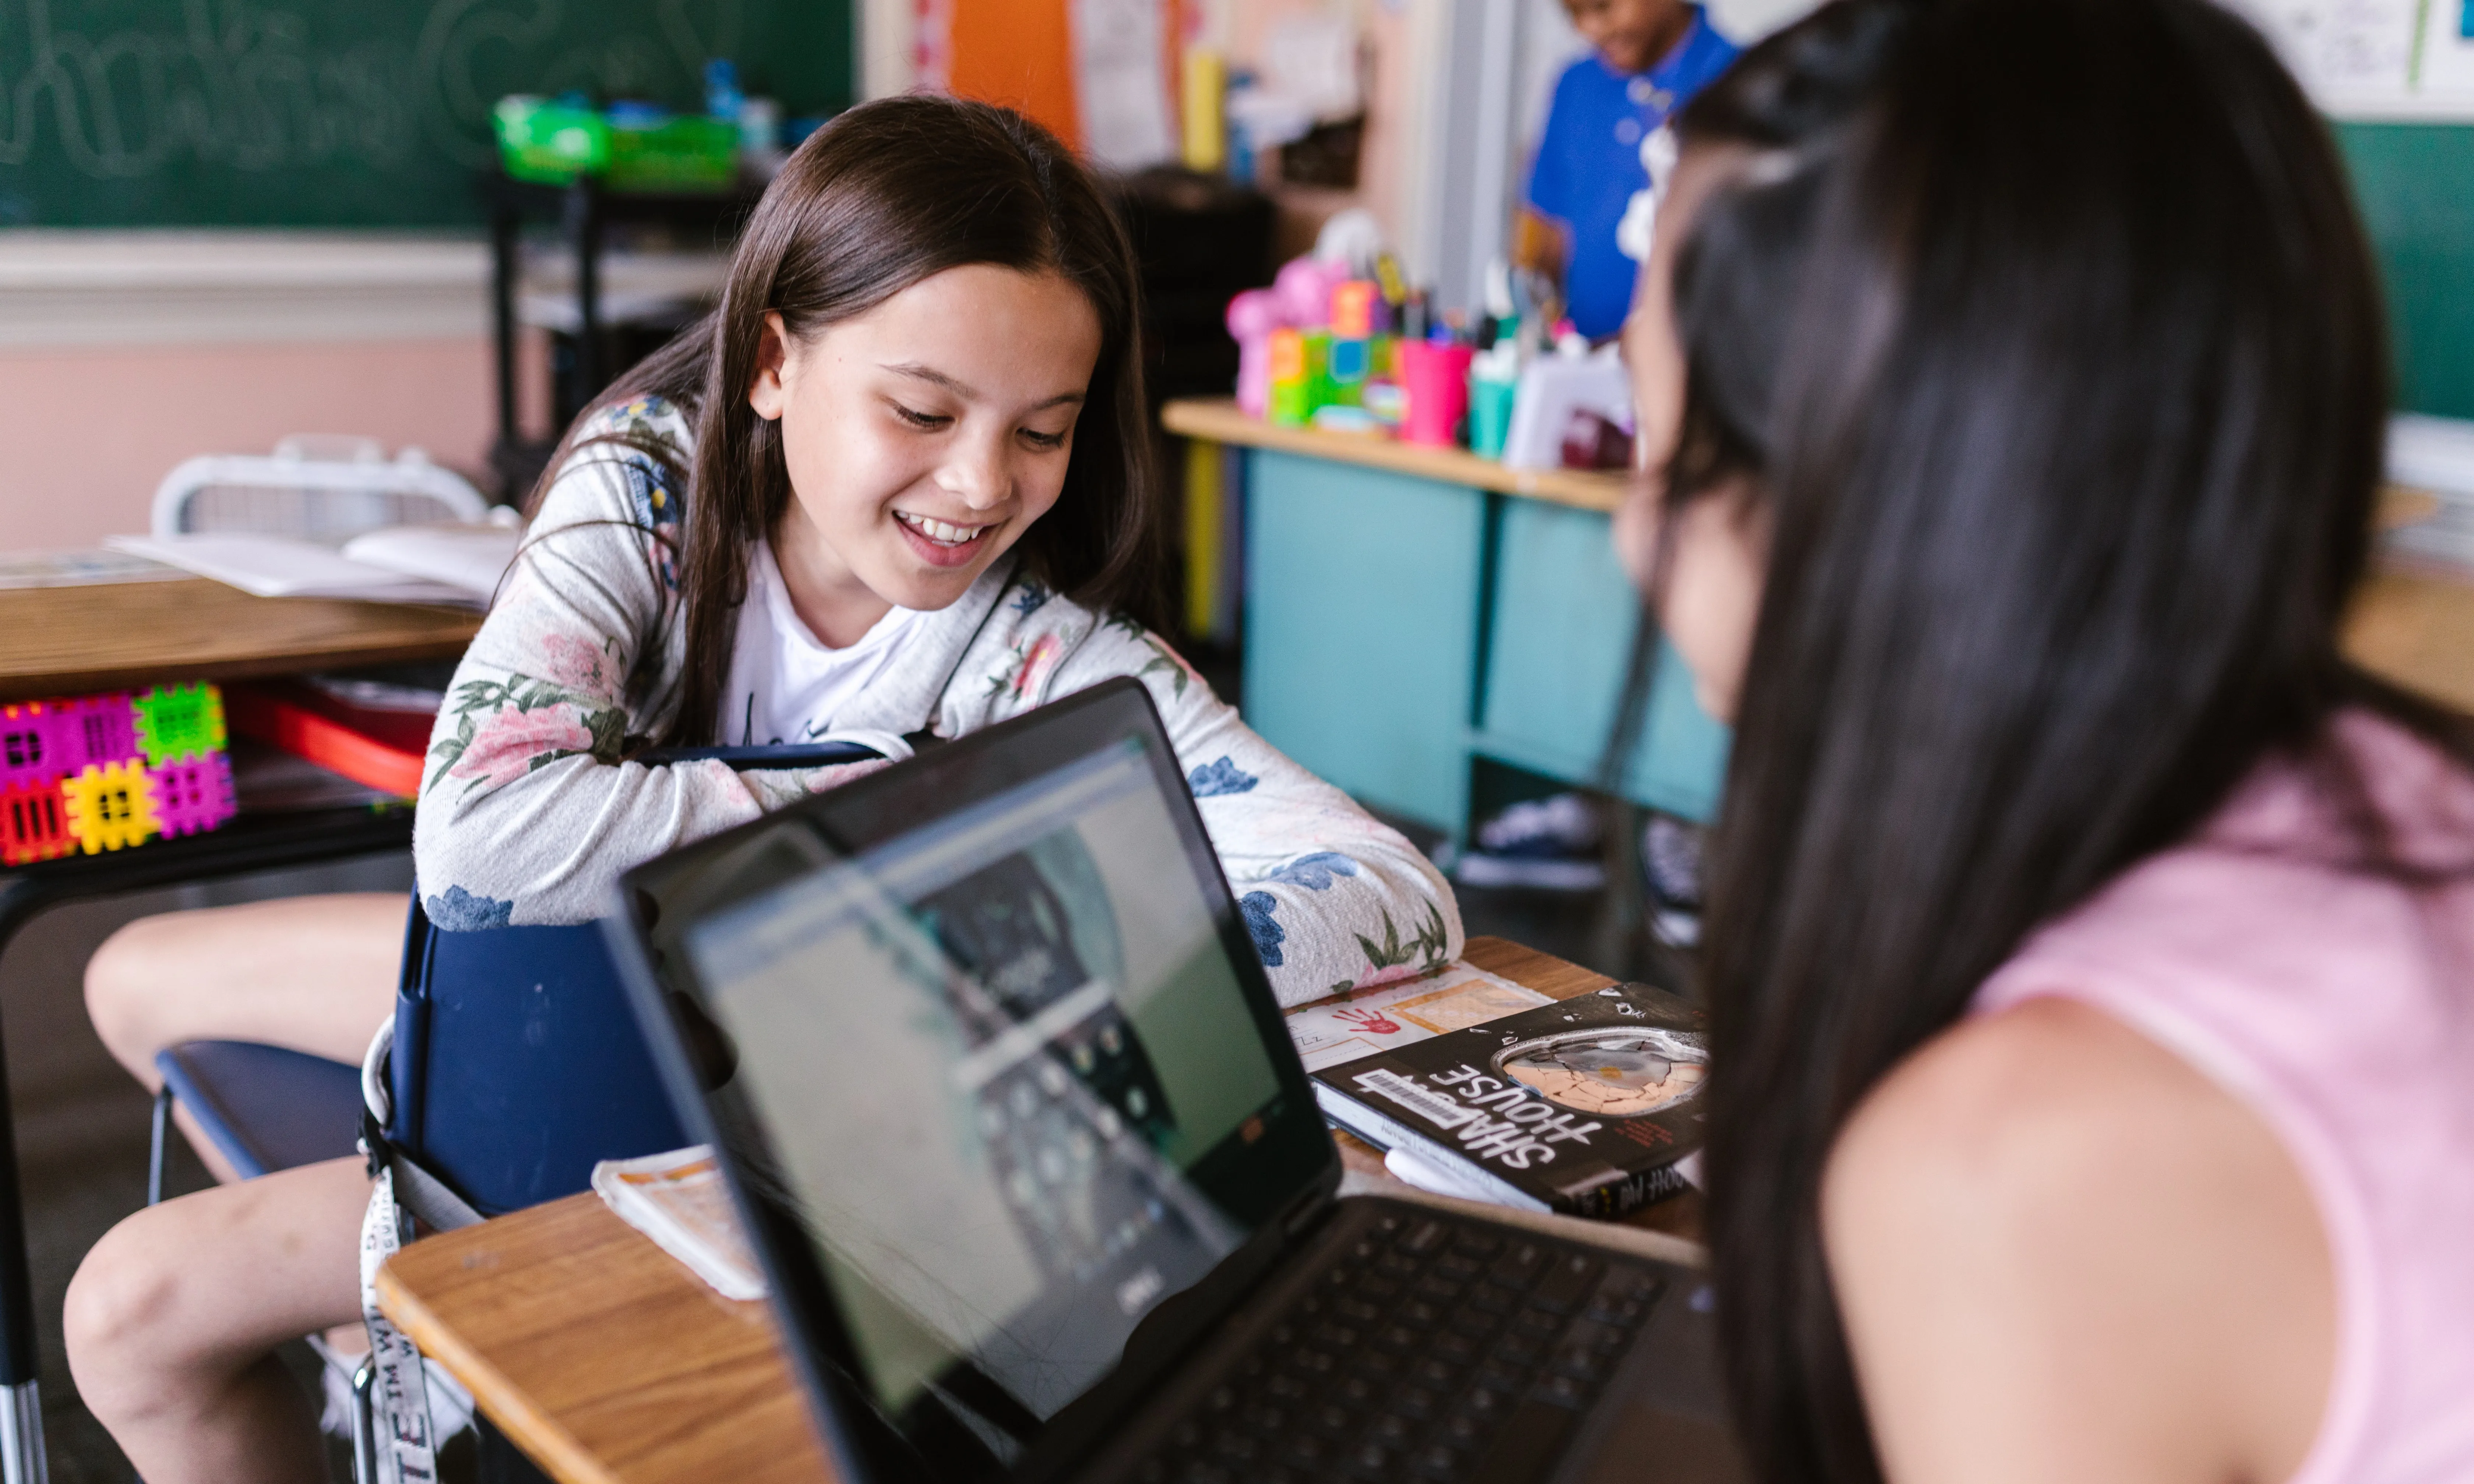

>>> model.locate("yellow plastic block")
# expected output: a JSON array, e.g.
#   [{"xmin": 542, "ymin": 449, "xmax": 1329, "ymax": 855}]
[{"xmin": 62, "ymin": 762, "xmax": 160, "ymax": 854}]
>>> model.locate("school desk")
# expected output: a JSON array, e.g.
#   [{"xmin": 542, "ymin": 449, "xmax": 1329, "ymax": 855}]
[
  {"xmin": 375, "ymin": 936, "xmax": 1708, "ymax": 1484},
  {"xmin": 0, "ymin": 577, "xmax": 480, "ymax": 702},
  {"xmin": 1167, "ymin": 396, "xmax": 2474, "ymax": 843},
  {"xmin": 2345, "ymin": 565, "xmax": 2474, "ymax": 716},
  {"xmin": 0, "ymin": 576, "xmax": 480, "ymax": 1483}
]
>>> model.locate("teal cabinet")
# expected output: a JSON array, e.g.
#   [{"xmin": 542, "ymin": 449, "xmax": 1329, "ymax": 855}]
[
  {"xmin": 1239, "ymin": 448, "xmax": 1731, "ymax": 836},
  {"xmin": 1243, "ymin": 452, "xmax": 1488, "ymax": 832},
  {"xmin": 1476, "ymin": 500, "xmax": 1729, "ymax": 822}
]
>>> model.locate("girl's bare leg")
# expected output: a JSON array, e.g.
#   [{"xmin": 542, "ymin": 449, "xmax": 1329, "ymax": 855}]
[
  {"xmin": 66, "ymin": 1156, "xmax": 370, "ymax": 1484},
  {"xmin": 85, "ymin": 893, "xmax": 406, "ymax": 1184},
  {"xmin": 85, "ymin": 892, "xmax": 406, "ymax": 1081},
  {"xmin": 84, "ymin": 890, "xmax": 406, "ymax": 1372}
]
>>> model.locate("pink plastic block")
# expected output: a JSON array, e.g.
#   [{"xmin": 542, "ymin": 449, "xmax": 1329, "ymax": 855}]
[
  {"xmin": 1227, "ymin": 287, "xmax": 1282, "ymax": 418},
  {"xmin": 148, "ymin": 754, "xmax": 237, "ymax": 838},
  {"xmin": 56, "ymin": 694, "xmax": 138, "ymax": 775},
  {"xmin": 0, "ymin": 695, "xmax": 140, "ymax": 792},
  {"xmin": 0, "ymin": 706, "xmax": 56, "ymax": 793}
]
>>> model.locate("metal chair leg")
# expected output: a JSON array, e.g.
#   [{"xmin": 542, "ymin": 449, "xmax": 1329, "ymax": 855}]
[
  {"xmin": 0, "ymin": 1378, "xmax": 44, "ymax": 1484},
  {"xmin": 351, "ymin": 1358, "xmax": 377, "ymax": 1484},
  {"xmin": 146, "ymin": 1088, "xmax": 172, "ymax": 1208}
]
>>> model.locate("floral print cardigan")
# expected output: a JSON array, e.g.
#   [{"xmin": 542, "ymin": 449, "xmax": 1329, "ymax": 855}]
[{"xmin": 413, "ymin": 398, "xmax": 1463, "ymax": 1007}]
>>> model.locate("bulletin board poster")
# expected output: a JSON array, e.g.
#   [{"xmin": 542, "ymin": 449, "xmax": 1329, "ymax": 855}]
[{"xmin": 2227, "ymin": 0, "xmax": 2474, "ymax": 118}]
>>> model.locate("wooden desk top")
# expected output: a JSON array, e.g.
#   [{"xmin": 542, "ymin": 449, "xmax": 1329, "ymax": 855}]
[
  {"xmin": 376, "ymin": 936, "xmax": 1700, "ymax": 1484},
  {"xmin": 0, "ymin": 578, "xmax": 481, "ymax": 701},
  {"xmin": 1161, "ymin": 397, "xmax": 1633, "ymax": 513},
  {"xmin": 2346, "ymin": 563, "xmax": 2474, "ymax": 715}
]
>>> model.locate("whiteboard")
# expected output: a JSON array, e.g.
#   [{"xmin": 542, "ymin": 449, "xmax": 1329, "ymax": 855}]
[
  {"xmin": 1705, "ymin": 0, "xmax": 2474, "ymax": 121},
  {"xmin": 2223, "ymin": 0, "xmax": 2474, "ymax": 119}
]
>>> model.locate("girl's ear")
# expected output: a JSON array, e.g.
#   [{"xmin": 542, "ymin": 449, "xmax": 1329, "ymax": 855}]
[{"xmin": 748, "ymin": 311, "xmax": 793, "ymax": 421}]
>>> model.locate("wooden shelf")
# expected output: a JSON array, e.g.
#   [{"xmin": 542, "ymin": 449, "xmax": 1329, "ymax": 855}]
[
  {"xmin": 1161, "ymin": 397, "xmax": 1632, "ymax": 513},
  {"xmin": 0, "ymin": 579, "xmax": 480, "ymax": 702},
  {"xmin": 1167, "ymin": 397, "xmax": 2449, "ymax": 534}
]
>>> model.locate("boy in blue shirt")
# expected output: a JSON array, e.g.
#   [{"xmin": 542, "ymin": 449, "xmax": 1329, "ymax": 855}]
[{"xmin": 1516, "ymin": 0, "xmax": 1740, "ymax": 339}]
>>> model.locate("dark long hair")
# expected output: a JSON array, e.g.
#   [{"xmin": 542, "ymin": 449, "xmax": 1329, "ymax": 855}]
[
  {"xmin": 1644, "ymin": 2, "xmax": 2468, "ymax": 1480},
  {"xmin": 554, "ymin": 94, "xmax": 1159, "ymax": 748}
]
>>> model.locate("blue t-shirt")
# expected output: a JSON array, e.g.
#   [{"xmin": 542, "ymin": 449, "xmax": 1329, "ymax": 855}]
[{"xmin": 1524, "ymin": 8, "xmax": 1740, "ymax": 339}]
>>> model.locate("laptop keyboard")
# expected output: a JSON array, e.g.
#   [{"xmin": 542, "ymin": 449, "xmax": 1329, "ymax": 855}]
[{"xmin": 1126, "ymin": 1208, "xmax": 1664, "ymax": 1484}]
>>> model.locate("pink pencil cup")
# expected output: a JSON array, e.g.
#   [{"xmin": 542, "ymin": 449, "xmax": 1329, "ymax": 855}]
[{"xmin": 1397, "ymin": 341, "xmax": 1475, "ymax": 447}]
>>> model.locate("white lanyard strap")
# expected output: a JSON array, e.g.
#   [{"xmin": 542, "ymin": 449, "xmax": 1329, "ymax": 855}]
[{"xmin": 358, "ymin": 1167, "xmax": 441, "ymax": 1484}]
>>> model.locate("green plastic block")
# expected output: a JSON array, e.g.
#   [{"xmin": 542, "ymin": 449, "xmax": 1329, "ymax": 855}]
[{"xmin": 133, "ymin": 683, "xmax": 227, "ymax": 767}]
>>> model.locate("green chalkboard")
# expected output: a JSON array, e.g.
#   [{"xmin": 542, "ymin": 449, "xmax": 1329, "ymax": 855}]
[
  {"xmin": 0, "ymin": 0, "xmax": 851, "ymax": 228},
  {"xmin": 2336, "ymin": 123, "xmax": 2474, "ymax": 421}
]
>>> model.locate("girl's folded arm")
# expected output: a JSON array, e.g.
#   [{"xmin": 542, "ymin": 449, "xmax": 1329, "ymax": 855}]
[
  {"xmin": 412, "ymin": 445, "xmax": 859, "ymax": 926},
  {"xmin": 1047, "ymin": 626, "xmax": 1466, "ymax": 1007}
]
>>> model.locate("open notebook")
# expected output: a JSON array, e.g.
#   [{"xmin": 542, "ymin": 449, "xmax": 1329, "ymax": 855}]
[{"xmin": 108, "ymin": 523, "xmax": 523, "ymax": 607}]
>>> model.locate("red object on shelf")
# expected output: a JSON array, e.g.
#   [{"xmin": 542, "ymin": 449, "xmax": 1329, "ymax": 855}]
[
  {"xmin": 226, "ymin": 683, "xmax": 433, "ymax": 799},
  {"xmin": 0, "ymin": 783, "xmax": 74, "ymax": 867}
]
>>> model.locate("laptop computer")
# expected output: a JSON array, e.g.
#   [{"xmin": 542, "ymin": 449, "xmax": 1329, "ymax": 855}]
[{"xmin": 606, "ymin": 677, "xmax": 1746, "ymax": 1484}]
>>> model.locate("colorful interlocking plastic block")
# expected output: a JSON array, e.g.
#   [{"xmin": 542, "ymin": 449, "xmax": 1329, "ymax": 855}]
[
  {"xmin": 63, "ymin": 762, "xmax": 159, "ymax": 854},
  {"xmin": 0, "ymin": 683, "xmax": 236, "ymax": 866},
  {"xmin": 0, "ymin": 784, "xmax": 73, "ymax": 866},
  {"xmin": 134, "ymin": 683, "xmax": 227, "ymax": 767},
  {"xmin": 149, "ymin": 754, "xmax": 237, "ymax": 839}
]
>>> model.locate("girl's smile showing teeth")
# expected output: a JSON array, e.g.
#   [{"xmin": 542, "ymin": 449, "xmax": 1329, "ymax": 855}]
[{"xmin": 894, "ymin": 509, "xmax": 995, "ymax": 567}]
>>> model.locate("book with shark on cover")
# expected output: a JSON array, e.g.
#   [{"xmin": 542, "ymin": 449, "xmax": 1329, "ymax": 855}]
[{"xmin": 1310, "ymin": 982, "xmax": 1708, "ymax": 1218}]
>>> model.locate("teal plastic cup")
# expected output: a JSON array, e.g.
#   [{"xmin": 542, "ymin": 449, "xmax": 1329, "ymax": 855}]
[{"xmin": 1469, "ymin": 375, "xmax": 1518, "ymax": 457}]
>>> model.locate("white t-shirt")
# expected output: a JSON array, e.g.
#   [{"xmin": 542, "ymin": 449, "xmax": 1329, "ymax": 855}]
[{"xmin": 720, "ymin": 542, "xmax": 921, "ymax": 746}]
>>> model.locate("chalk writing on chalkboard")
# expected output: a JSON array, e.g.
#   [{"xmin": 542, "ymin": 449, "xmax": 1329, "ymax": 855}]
[
  {"xmin": 0, "ymin": 0, "xmax": 848, "ymax": 225},
  {"xmin": 0, "ymin": 0, "xmax": 743, "ymax": 181}
]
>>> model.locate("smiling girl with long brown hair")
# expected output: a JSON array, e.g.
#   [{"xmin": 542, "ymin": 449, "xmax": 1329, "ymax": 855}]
[{"xmin": 68, "ymin": 96, "xmax": 1459, "ymax": 1479}]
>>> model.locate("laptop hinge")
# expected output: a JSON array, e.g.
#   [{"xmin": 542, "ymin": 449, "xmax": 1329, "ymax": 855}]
[{"xmin": 1281, "ymin": 1185, "xmax": 1336, "ymax": 1242}]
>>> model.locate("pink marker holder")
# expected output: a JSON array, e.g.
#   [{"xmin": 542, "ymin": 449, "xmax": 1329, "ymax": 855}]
[{"xmin": 1396, "ymin": 340, "xmax": 1475, "ymax": 448}]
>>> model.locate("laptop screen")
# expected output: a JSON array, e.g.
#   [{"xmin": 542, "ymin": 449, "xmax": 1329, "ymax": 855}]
[{"xmin": 674, "ymin": 735, "xmax": 1293, "ymax": 1466}]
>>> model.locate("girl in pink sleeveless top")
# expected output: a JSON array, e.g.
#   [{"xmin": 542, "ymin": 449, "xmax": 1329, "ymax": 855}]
[
  {"xmin": 1975, "ymin": 711, "xmax": 2474, "ymax": 1484},
  {"xmin": 1610, "ymin": 0, "xmax": 2474, "ymax": 1479}
]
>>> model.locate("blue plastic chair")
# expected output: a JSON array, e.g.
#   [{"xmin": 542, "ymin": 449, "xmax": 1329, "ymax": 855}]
[
  {"xmin": 147, "ymin": 1042, "xmax": 363, "ymax": 1203},
  {"xmin": 144, "ymin": 900, "xmax": 690, "ymax": 1218},
  {"xmin": 381, "ymin": 898, "xmax": 687, "ymax": 1217},
  {"xmin": 142, "ymin": 737, "xmax": 885, "ymax": 1481},
  {"xmin": 142, "ymin": 900, "xmax": 690, "ymax": 1484}
]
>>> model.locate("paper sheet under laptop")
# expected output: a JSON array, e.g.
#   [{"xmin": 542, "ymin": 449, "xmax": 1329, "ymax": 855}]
[{"xmin": 107, "ymin": 523, "xmax": 522, "ymax": 607}]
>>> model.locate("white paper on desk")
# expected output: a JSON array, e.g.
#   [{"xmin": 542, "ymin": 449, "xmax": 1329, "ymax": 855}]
[
  {"xmin": 592, "ymin": 1145, "xmax": 768, "ymax": 1301},
  {"xmin": 342, "ymin": 523, "xmax": 523, "ymax": 602},
  {"xmin": 105, "ymin": 531, "xmax": 488, "ymax": 606},
  {"xmin": 0, "ymin": 548, "xmax": 188, "ymax": 590},
  {"xmin": 1286, "ymin": 961, "xmax": 1554, "ymax": 1073}
]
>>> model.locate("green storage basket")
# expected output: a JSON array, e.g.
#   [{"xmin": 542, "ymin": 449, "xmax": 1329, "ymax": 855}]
[
  {"xmin": 606, "ymin": 114, "xmax": 739, "ymax": 192},
  {"xmin": 493, "ymin": 97, "xmax": 737, "ymax": 193},
  {"xmin": 493, "ymin": 97, "xmax": 609, "ymax": 185}
]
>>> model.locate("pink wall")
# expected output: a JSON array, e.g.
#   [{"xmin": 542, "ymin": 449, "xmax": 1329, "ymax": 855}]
[{"xmin": 0, "ymin": 335, "xmax": 549, "ymax": 552}]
